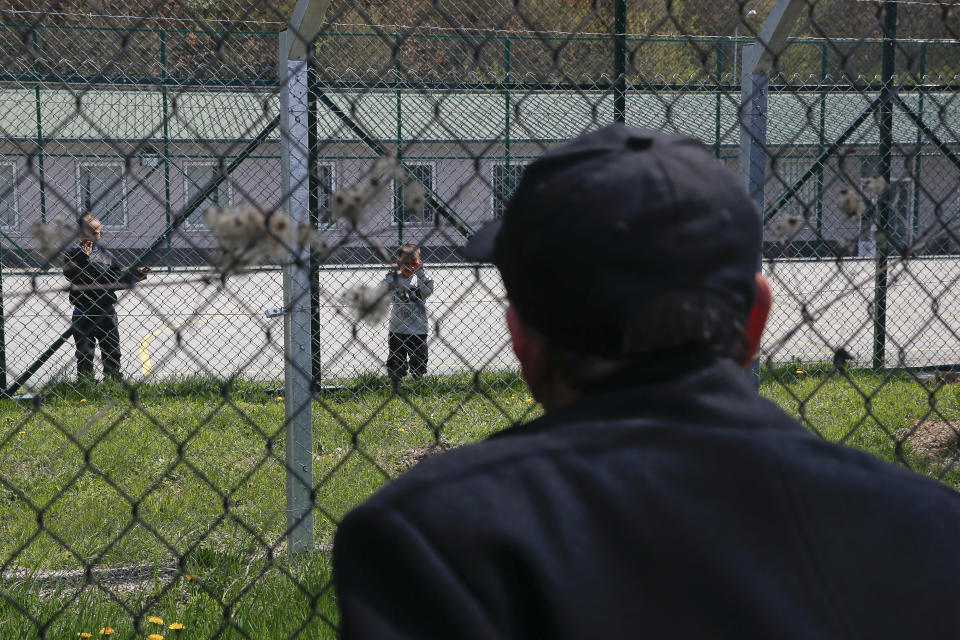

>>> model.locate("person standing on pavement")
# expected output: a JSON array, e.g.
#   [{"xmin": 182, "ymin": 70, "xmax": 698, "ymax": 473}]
[
  {"xmin": 63, "ymin": 213, "xmax": 148, "ymax": 380},
  {"xmin": 385, "ymin": 243, "xmax": 433, "ymax": 385}
]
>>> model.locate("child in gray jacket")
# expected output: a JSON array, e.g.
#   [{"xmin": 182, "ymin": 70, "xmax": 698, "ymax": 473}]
[{"xmin": 386, "ymin": 243, "xmax": 434, "ymax": 384}]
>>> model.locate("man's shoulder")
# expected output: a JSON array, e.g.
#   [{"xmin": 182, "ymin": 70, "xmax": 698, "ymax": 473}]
[
  {"xmin": 351, "ymin": 400, "xmax": 794, "ymax": 513},
  {"xmin": 770, "ymin": 424, "xmax": 960, "ymax": 504},
  {"xmin": 354, "ymin": 403, "xmax": 960, "ymax": 524},
  {"xmin": 351, "ymin": 419, "xmax": 588, "ymax": 512}
]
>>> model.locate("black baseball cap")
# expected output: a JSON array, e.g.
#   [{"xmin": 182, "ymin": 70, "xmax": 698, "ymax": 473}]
[{"xmin": 464, "ymin": 124, "xmax": 762, "ymax": 358}]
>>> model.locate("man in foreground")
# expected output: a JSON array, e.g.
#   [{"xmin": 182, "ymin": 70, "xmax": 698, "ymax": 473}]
[{"xmin": 333, "ymin": 126, "xmax": 960, "ymax": 638}]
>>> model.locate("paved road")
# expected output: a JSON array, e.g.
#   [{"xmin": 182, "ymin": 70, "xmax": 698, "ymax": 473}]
[
  {"xmin": 762, "ymin": 257, "xmax": 960, "ymax": 368},
  {"xmin": 1, "ymin": 265, "xmax": 512, "ymax": 387},
  {"xmin": 2, "ymin": 257, "xmax": 958, "ymax": 389}
]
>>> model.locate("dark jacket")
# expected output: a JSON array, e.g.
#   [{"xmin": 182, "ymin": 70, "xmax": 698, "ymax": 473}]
[
  {"xmin": 334, "ymin": 357, "xmax": 960, "ymax": 639},
  {"xmin": 63, "ymin": 246, "xmax": 138, "ymax": 313}
]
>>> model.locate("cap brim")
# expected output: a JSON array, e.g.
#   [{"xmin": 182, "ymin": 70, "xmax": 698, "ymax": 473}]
[{"xmin": 460, "ymin": 219, "xmax": 502, "ymax": 262}]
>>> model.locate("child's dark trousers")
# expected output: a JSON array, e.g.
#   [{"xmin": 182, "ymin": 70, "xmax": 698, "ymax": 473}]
[{"xmin": 387, "ymin": 332, "xmax": 428, "ymax": 382}]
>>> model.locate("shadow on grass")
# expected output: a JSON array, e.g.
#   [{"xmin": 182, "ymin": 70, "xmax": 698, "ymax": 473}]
[
  {"xmin": 336, "ymin": 369, "xmax": 527, "ymax": 398},
  {"xmin": 22, "ymin": 370, "xmax": 528, "ymax": 407}
]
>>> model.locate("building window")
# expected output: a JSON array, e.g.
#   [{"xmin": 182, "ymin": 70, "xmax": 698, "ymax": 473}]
[
  {"xmin": 316, "ymin": 163, "xmax": 335, "ymax": 226},
  {"xmin": 183, "ymin": 163, "xmax": 231, "ymax": 230},
  {"xmin": 393, "ymin": 163, "xmax": 435, "ymax": 226},
  {"xmin": 77, "ymin": 162, "xmax": 127, "ymax": 228},
  {"xmin": 885, "ymin": 176, "xmax": 915, "ymax": 248},
  {"xmin": 771, "ymin": 156, "xmax": 818, "ymax": 222},
  {"xmin": 492, "ymin": 163, "xmax": 526, "ymax": 219},
  {"xmin": 0, "ymin": 163, "xmax": 16, "ymax": 228}
]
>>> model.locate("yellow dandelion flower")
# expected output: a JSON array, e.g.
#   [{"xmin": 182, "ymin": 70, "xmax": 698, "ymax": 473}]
[
  {"xmin": 247, "ymin": 481, "xmax": 253, "ymax": 487},
  {"xmin": 99, "ymin": 628, "xmax": 115, "ymax": 636},
  {"xmin": 78, "ymin": 633, "xmax": 93, "ymax": 639},
  {"xmin": 80, "ymin": 398, "xmax": 87, "ymax": 403},
  {"xmin": 147, "ymin": 635, "xmax": 164, "ymax": 640},
  {"xmin": 65, "ymin": 551, "xmax": 73, "ymax": 557},
  {"xmin": 18, "ymin": 430, "xmax": 26, "ymax": 435},
  {"xmin": 168, "ymin": 622, "xmax": 185, "ymax": 630},
  {"xmin": 398, "ymin": 427, "xmax": 405, "ymax": 433},
  {"xmin": 276, "ymin": 396, "xmax": 283, "ymax": 401},
  {"xmin": 796, "ymin": 368, "xmax": 804, "ymax": 374},
  {"xmin": 525, "ymin": 398, "xmax": 533, "ymax": 403},
  {"xmin": 148, "ymin": 616, "xmax": 164, "ymax": 625}
]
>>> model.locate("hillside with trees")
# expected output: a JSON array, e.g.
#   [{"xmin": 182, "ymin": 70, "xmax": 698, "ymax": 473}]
[{"xmin": 2, "ymin": 0, "xmax": 958, "ymax": 86}]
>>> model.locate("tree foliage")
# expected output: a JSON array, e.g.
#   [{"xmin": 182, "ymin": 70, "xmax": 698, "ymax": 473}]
[{"xmin": 3, "ymin": 0, "xmax": 959, "ymax": 85}]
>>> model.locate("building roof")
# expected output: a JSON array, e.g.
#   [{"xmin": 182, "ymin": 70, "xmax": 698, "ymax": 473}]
[{"xmin": 0, "ymin": 87, "xmax": 952, "ymax": 148}]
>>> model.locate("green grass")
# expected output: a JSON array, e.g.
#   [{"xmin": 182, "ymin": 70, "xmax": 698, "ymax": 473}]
[
  {"xmin": 0, "ymin": 371, "xmax": 536, "ymax": 639},
  {"xmin": 2, "ymin": 365, "xmax": 959, "ymax": 638},
  {"xmin": 761, "ymin": 362, "xmax": 960, "ymax": 489}
]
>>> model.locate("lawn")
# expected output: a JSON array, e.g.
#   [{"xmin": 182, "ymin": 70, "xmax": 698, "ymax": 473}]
[
  {"xmin": 0, "ymin": 371, "xmax": 536, "ymax": 639},
  {"xmin": 1, "ymin": 365, "xmax": 958, "ymax": 638}
]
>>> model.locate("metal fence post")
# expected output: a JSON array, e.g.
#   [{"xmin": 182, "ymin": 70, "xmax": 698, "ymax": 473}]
[
  {"xmin": 872, "ymin": 1, "xmax": 897, "ymax": 370},
  {"xmin": 280, "ymin": 0, "xmax": 329, "ymax": 553},
  {"xmin": 715, "ymin": 40, "xmax": 723, "ymax": 157},
  {"xmin": 32, "ymin": 29, "xmax": 47, "ymax": 224},
  {"xmin": 912, "ymin": 43, "xmax": 926, "ymax": 244},
  {"xmin": 308, "ymin": 58, "xmax": 322, "ymax": 387},
  {"xmin": 816, "ymin": 40, "xmax": 827, "ymax": 252},
  {"xmin": 740, "ymin": 48, "xmax": 768, "ymax": 388},
  {"xmin": 395, "ymin": 36, "xmax": 403, "ymax": 247},
  {"xmin": 0, "ymin": 240, "xmax": 6, "ymax": 392},
  {"xmin": 161, "ymin": 30, "xmax": 173, "ymax": 272},
  {"xmin": 613, "ymin": 0, "xmax": 626, "ymax": 123},
  {"xmin": 504, "ymin": 37, "xmax": 512, "ymax": 197},
  {"xmin": 740, "ymin": 71, "xmax": 768, "ymax": 209},
  {"xmin": 737, "ymin": 0, "xmax": 805, "ymax": 386},
  {"xmin": 281, "ymin": 51, "xmax": 314, "ymax": 553}
]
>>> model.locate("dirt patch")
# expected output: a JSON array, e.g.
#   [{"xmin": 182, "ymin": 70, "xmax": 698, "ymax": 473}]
[
  {"xmin": 903, "ymin": 421, "xmax": 960, "ymax": 459},
  {"xmin": 233, "ymin": 455, "xmax": 260, "ymax": 469},
  {"xmin": 2, "ymin": 561, "xmax": 180, "ymax": 595},
  {"xmin": 398, "ymin": 443, "xmax": 452, "ymax": 472}
]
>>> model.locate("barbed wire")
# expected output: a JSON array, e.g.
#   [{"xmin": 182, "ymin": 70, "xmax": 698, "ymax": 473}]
[
  {"xmin": 0, "ymin": 7, "xmax": 286, "ymax": 28},
  {"xmin": 4, "ymin": 9, "xmax": 956, "ymax": 43},
  {"xmin": 851, "ymin": 0, "xmax": 960, "ymax": 7}
]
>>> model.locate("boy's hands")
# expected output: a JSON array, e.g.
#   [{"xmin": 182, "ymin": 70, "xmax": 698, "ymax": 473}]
[{"xmin": 396, "ymin": 258, "xmax": 423, "ymax": 278}]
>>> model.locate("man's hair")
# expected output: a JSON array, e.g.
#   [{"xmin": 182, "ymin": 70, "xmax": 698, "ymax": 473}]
[
  {"xmin": 536, "ymin": 318, "xmax": 751, "ymax": 391},
  {"xmin": 397, "ymin": 243, "xmax": 420, "ymax": 261},
  {"xmin": 79, "ymin": 213, "xmax": 101, "ymax": 240}
]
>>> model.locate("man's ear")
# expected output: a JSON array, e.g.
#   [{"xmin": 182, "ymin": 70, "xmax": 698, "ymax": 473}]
[
  {"xmin": 506, "ymin": 306, "xmax": 549, "ymax": 402},
  {"xmin": 738, "ymin": 273, "xmax": 772, "ymax": 369},
  {"xmin": 506, "ymin": 305, "xmax": 539, "ymax": 373}
]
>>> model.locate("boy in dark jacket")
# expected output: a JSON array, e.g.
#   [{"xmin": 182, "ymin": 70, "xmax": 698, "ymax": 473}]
[{"xmin": 62, "ymin": 214, "xmax": 148, "ymax": 380}]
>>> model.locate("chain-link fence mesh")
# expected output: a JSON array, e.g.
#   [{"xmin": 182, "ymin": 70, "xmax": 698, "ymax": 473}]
[{"xmin": 1, "ymin": 0, "xmax": 960, "ymax": 637}]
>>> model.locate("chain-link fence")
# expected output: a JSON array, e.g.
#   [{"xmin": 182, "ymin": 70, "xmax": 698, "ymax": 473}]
[{"xmin": 1, "ymin": 0, "xmax": 960, "ymax": 637}]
